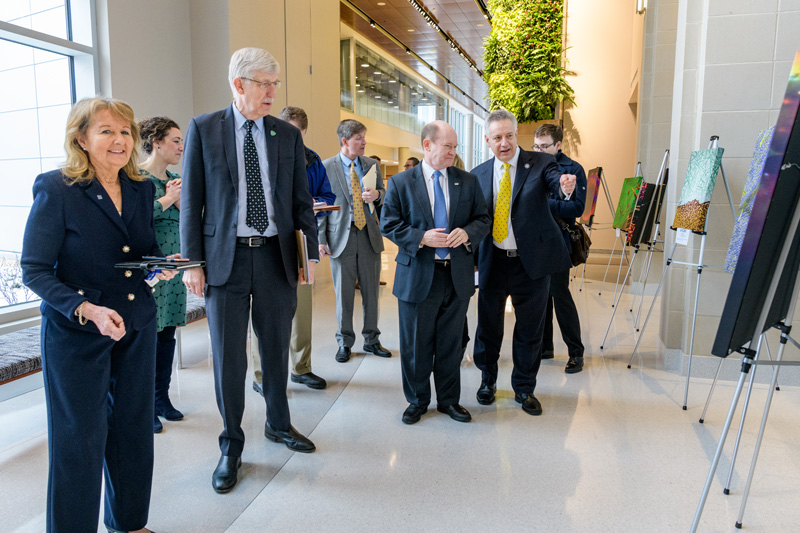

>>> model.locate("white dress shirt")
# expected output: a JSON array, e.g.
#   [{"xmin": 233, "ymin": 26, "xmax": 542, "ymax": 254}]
[{"xmin": 492, "ymin": 147, "xmax": 520, "ymax": 250}]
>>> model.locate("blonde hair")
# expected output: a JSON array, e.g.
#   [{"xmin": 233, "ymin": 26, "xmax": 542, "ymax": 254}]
[{"xmin": 62, "ymin": 97, "xmax": 143, "ymax": 184}]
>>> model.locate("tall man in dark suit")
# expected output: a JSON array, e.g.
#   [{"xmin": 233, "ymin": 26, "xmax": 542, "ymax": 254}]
[
  {"xmin": 319, "ymin": 120, "xmax": 390, "ymax": 363},
  {"xmin": 181, "ymin": 47, "xmax": 319, "ymax": 494},
  {"xmin": 472, "ymin": 110, "xmax": 576, "ymax": 416},
  {"xmin": 534, "ymin": 123, "xmax": 587, "ymax": 374},
  {"xmin": 381, "ymin": 121, "xmax": 490, "ymax": 425}
]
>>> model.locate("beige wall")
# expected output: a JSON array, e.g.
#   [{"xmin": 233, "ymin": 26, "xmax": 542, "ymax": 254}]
[{"xmin": 562, "ymin": 0, "xmax": 644, "ymax": 252}]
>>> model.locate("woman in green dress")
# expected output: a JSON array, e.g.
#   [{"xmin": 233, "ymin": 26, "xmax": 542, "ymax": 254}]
[{"xmin": 139, "ymin": 117, "xmax": 186, "ymax": 433}]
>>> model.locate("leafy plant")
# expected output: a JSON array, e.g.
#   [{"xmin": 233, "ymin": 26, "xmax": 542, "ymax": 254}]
[{"xmin": 484, "ymin": 0, "xmax": 575, "ymax": 122}]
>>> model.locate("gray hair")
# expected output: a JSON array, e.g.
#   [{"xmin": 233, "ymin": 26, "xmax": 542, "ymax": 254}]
[
  {"xmin": 337, "ymin": 119, "xmax": 366, "ymax": 144},
  {"xmin": 485, "ymin": 109, "xmax": 517, "ymax": 132},
  {"xmin": 228, "ymin": 47, "xmax": 280, "ymax": 98}
]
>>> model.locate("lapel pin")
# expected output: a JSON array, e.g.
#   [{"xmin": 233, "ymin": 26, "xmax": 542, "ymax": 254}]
[
  {"xmin": 97, "ymin": 194, "xmax": 103, "ymax": 199},
  {"xmin": 524, "ymin": 163, "xmax": 530, "ymax": 169},
  {"xmin": 454, "ymin": 182, "xmax": 460, "ymax": 185},
  {"xmin": 270, "ymin": 130, "xmax": 276, "ymax": 136}
]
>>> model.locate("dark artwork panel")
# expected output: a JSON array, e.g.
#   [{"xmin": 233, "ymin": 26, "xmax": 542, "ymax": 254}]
[
  {"xmin": 627, "ymin": 183, "xmax": 665, "ymax": 246},
  {"xmin": 712, "ymin": 53, "xmax": 800, "ymax": 357}
]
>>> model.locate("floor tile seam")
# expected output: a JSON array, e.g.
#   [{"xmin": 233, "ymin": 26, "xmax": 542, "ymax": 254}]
[{"xmin": 0, "ymin": 431, "xmax": 47, "ymax": 458}]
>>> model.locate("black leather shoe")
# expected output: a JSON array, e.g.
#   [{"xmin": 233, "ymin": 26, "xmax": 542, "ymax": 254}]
[
  {"xmin": 437, "ymin": 403, "xmax": 472, "ymax": 422},
  {"xmin": 291, "ymin": 372, "xmax": 327, "ymax": 389},
  {"xmin": 153, "ymin": 415, "xmax": 163, "ymax": 434},
  {"xmin": 155, "ymin": 398, "xmax": 184, "ymax": 421},
  {"xmin": 212, "ymin": 455, "xmax": 241, "ymax": 493},
  {"xmin": 515, "ymin": 393, "xmax": 543, "ymax": 416},
  {"xmin": 402, "ymin": 404, "xmax": 427, "ymax": 425},
  {"xmin": 335, "ymin": 346, "xmax": 351, "ymax": 363},
  {"xmin": 565, "ymin": 356, "xmax": 584, "ymax": 374},
  {"xmin": 252, "ymin": 381, "xmax": 264, "ymax": 397},
  {"xmin": 541, "ymin": 349, "xmax": 555, "ymax": 360},
  {"xmin": 363, "ymin": 343, "xmax": 391, "ymax": 358},
  {"xmin": 476, "ymin": 380, "xmax": 496, "ymax": 405},
  {"xmin": 264, "ymin": 422, "xmax": 316, "ymax": 453}
]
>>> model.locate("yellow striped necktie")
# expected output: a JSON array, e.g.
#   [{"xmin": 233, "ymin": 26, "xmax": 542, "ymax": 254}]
[
  {"xmin": 493, "ymin": 162, "xmax": 511, "ymax": 242},
  {"xmin": 351, "ymin": 161, "xmax": 366, "ymax": 230}
]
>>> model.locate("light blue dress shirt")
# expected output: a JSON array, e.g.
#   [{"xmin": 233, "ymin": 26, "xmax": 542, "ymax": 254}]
[{"xmin": 232, "ymin": 104, "xmax": 277, "ymax": 237}]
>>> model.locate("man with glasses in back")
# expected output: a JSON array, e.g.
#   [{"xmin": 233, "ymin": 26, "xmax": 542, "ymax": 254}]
[
  {"xmin": 181, "ymin": 47, "xmax": 319, "ymax": 495},
  {"xmin": 532, "ymin": 124, "xmax": 587, "ymax": 374},
  {"xmin": 403, "ymin": 157, "xmax": 420, "ymax": 170}
]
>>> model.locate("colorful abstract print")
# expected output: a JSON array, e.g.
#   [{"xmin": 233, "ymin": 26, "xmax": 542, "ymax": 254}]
[
  {"xmin": 672, "ymin": 147, "xmax": 724, "ymax": 232},
  {"xmin": 612, "ymin": 176, "xmax": 642, "ymax": 231}
]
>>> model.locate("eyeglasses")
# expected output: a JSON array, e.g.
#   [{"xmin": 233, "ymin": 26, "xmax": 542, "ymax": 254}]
[
  {"xmin": 532, "ymin": 142, "xmax": 556, "ymax": 151},
  {"xmin": 241, "ymin": 77, "xmax": 282, "ymax": 90}
]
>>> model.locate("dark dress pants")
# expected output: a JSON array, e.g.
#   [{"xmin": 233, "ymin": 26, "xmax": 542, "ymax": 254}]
[
  {"xmin": 205, "ymin": 239, "xmax": 296, "ymax": 457},
  {"xmin": 542, "ymin": 268, "xmax": 584, "ymax": 357},
  {"xmin": 398, "ymin": 262, "xmax": 469, "ymax": 408},
  {"xmin": 41, "ymin": 314, "xmax": 156, "ymax": 533},
  {"xmin": 474, "ymin": 249, "xmax": 550, "ymax": 395}
]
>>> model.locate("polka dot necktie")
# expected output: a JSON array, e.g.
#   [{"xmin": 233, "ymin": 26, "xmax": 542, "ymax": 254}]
[
  {"xmin": 432, "ymin": 170, "xmax": 449, "ymax": 259},
  {"xmin": 244, "ymin": 120, "xmax": 269, "ymax": 233},
  {"xmin": 493, "ymin": 162, "xmax": 511, "ymax": 243},
  {"xmin": 350, "ymin": 161, "xmax": 366, "ymax": 230}
]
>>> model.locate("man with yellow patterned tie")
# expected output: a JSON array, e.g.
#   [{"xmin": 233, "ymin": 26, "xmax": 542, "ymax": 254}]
[
  {"xmin": 320, "ymin": 120, "xmax": 391, "ymax": 363},
  {"xmin": 471, "ymin": 109, "xmax": 576, "ymax": 416}
]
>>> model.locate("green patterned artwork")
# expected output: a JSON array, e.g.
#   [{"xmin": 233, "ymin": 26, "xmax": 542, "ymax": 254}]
[
  {"xmin": 612, "ymin": 176, "xmax": 643, "ymax": 231},
  {"xmin": 673, "ymin": 147, "xmax": 724, "ymax": 232}
]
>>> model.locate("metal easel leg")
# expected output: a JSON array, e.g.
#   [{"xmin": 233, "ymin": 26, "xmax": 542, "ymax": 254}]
[
  {"xmin": 683, "ymin": 235, "xmax": 707, "ymax": 410},
  {"xmin": 600, "ymin": 247, "xmax": 638, "ymax": 350},
  {"xmin": 627, "ymin": 242, "xmax": 677, "ymax": 367},
  {"xmin": 600, "ymin": 235, "xmax": 618, "ymax": 296}
]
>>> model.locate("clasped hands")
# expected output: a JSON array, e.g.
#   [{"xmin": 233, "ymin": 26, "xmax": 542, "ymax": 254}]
[
  {"xmin": 422, "ymin": 227, "xmax": 469, "ymax": 248},
  {"xmin": 560, "ymin": 174, "xmax": 577, "ymax": 195}
]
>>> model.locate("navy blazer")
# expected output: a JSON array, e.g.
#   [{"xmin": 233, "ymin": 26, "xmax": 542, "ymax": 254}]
[
  {"xmin": 381, "ymin": 165, "xmax": 489, "ymax": 303},
  {"xmin": 472, "ymin": 149, "xmax": 572, "ymax": 285},
  {"xmin": 549, "ymin": 150, "xmax": 587, "ymax": 250},
  {"xmin": 180, "ymin": 105, "xmax": 319, "ymax": 288},
  {"xmin": 21, "ymin": 169, "xmax": 161, "ymax": 332}
]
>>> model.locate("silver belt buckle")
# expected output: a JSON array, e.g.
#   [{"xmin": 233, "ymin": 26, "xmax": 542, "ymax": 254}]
[
  {"xmin": 506, "ymin": 249, "xmax": 518, "ymax": 257},
  {"xmin": 248, "ymin": 236, "xmax": 260, "ymax": 247}
]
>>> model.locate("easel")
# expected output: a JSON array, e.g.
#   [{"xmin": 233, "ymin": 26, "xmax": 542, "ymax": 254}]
[
  {"xmin": 626, "ymin": 136, "xmax": 737, "ymax": 410},
  {"xmin": 599, "ymin": 151, "xmax": 669, "ymax": 349},
  {"xmin": 630, "ymin": 152, "xmax": 670, "ymax": 331},
  {"xmin": 691, "ymin": 177, "xmax": 800, "ymax": 531},
  {"xmin": 570, "ymin": 167, "xmax": 625, "ymax": 292},
  {"xmin": 598, "ymin": 163, "xmax": 639, "ymax": 301}
]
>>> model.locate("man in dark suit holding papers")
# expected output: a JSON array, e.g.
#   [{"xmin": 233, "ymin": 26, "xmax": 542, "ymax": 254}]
[
  {"xmin": 381, "ymin": 120, "xmax": 489, "ymax": 425},
  {"xmin": 180, "ymin": 47, "xmax": 319, "ymax": 494}
]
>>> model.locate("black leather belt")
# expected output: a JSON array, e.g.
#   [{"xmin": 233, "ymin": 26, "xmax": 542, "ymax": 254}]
[
  {"xmin": 497, "ymin": 248, "xmax": 518, "ymax": 257},
  {"xmin": 236, "ymin": 236, "xmax": 275, "ymax": 247},
  {"xmin": 434, "ymin": 259, "xmax": 451, "ymax": 267}
]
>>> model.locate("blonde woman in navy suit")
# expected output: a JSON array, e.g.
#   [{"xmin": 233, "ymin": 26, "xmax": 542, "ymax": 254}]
[{"xmin": 21, "ymin": 98, "xmax": 174, "ymax": 533}]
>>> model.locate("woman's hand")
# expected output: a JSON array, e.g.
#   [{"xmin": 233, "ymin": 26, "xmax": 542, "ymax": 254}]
[
  {"xmin": 164, "ymin": 178, "xmax": 181, "ymax": 203},
  {"xmin": 154, "ymin": 253, "xmax": 181, "ymax": 281},
  {"xmin": 82, "ymin": 302, "xmax": 126, "ymax": 340}
]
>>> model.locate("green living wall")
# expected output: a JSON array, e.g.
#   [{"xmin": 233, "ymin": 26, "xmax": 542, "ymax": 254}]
[{"xmin": 483, "ymin": 0, "xmax": 574, "ymax": 122}]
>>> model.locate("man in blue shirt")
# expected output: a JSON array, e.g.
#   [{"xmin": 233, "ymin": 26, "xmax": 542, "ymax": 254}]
[{"xmin": 250, "ymin": 106, "xmax": 336, "ymax": 394}]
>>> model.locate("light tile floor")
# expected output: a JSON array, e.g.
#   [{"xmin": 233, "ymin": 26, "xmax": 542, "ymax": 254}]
[{"xmin": 1, "ymin": 241, "xmax": 799, "ymax": 532}]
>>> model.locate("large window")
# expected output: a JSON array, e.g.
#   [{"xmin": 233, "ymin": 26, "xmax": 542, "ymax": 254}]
[
  {"xmin": 473, "ymin": 119, "xmax": 487, "ymax": 167},
  {"xmin": 341, "ymin": 40, "xmax": 447, "ymax": 136},
  {"xmin": 0, "ymin": 1, "xmax": 96, "ymax": 309},
  {"xmin": 448, "ymin": 107, "xmax": 466, "ymax": 162}
]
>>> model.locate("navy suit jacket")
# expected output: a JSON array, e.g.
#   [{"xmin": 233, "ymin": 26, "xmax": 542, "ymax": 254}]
[
  {"xmin": 21, "ymin": 169, "xmax": 161, "ymax": 332},
  {"xmin": 381, "ymin": 165, "xmax": 490, "ymax": 303},
  {"xmin": 472, "ymin": 149, "xmax": 572, "ymax": 285},
  {"xmin": 180, "ymin": 105, "xmax": 319, "ymax": 287}
]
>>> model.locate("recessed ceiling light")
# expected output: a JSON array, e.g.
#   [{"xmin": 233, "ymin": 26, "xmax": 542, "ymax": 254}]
[
  {"xmin": 407, "ymin": 29, "xmax": 415, "ymax": 32},
  {"xmin": 361, "ymin": 63, "xmax": 369, "ymax": 67},
  {"xmin": 477, "ymin": 23, "xmax": 484, "ymax": 27},
  {"xmin": 394, "ymin": 105, "xmax": 399, "ymax": 108},
  {"xmin": 388, "ymin": 101, "xmax": 393, "ymax": 104},
  {"xmin": 358, "ymin": 90, "xmax": 365, "ymax": 93},
  {"xmin": 375, "ymin": 96, "xmax": 380, "ymax": 99},
  {"xmin": 374, "ymin": 71, "xmax": 381, "ymax": 75},
  {"xmin": 377, "ymin": 1, "xmax": 386, "ymax": 4},
  {"xmin": 388, "ymin": 80, "xmax": 396, "ymax": 83}
]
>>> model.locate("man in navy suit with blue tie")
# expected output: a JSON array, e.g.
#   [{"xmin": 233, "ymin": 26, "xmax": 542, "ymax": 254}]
[
  {"xmin": 181, "ymin": 48, "xmax": 319, "ymax": 494},
  {"xmin": 381, "ymin": 121, "xmax": 489, "ymax": 424},
  {"xmin": 471, "ymin": 110, "xmax": 576, "ymax": 416}
]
